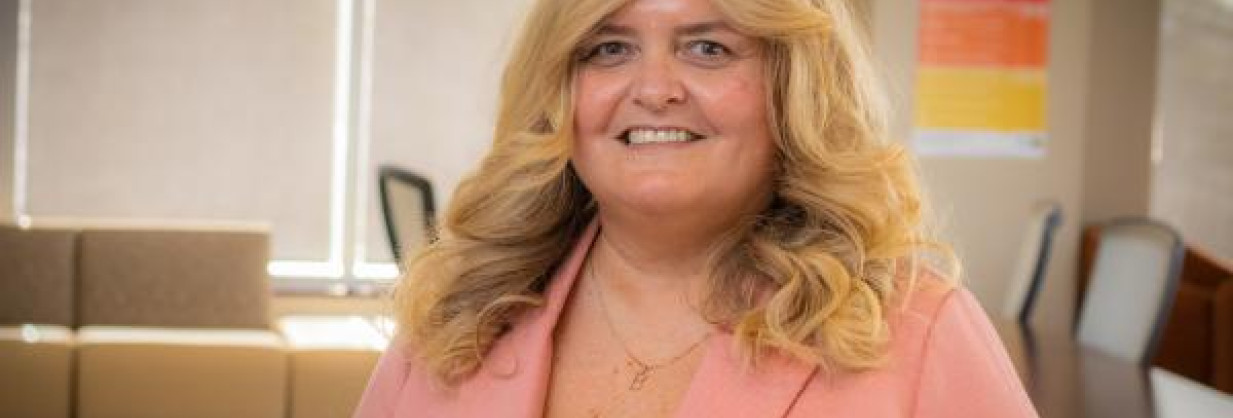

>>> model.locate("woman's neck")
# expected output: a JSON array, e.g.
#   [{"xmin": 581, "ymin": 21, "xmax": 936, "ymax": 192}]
[{"xmin": 591, "ymin": 211, "xmax": 737, "ymax": 312}]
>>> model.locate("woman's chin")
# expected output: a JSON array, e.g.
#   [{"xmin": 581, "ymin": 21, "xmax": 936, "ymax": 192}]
[{"xmin": 608, "ymin": 190, "xmax": 716, "ymax": 220}]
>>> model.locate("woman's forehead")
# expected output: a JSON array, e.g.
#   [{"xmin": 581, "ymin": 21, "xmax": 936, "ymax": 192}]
[
  {"xmin": 579, "ymin": 0, "xmax": 765, "ymax": 45},
  {"xmin": 598, "ymin": 0, "xmax": 730, "ymax": 27}
]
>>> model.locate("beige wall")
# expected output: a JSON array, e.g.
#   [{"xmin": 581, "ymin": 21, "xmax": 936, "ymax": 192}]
[
  {"xmin": 1082, "ymin": 0, "xmax": 1161, "ymax": 224},
  {"xmin": 872, "ymin": 0, "xmax": 1097, "ymax": 330},
  {"xmin": 872, "ymin": 0, "xmax": 1170, "ymax": 330},
  {"xmin": 0, "ymin": 0, "xmax": 16, "ymax": 223},
  {"xmin": 1151, "ymin": 0, "xmax": 1233, "ymax": 261},
  {"xmin": 360, "ymin": 0, "xmax": 533, "ymax": 264}
]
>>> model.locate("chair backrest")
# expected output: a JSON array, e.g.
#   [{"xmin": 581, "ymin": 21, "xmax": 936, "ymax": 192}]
[
  {"xmin": 0, "ymin": 225, "xmax": 78, "ymax": 326},
  {"xmin": 1002, "ymin": 201, "xmax": 1063, "ymax": 323},
  {"xmin": 77, "ymin": 225, "xmax": 272, "ymax": 329},
  {"xmin": 378, "ymin": 166, "xmax": 435, "ymax": 265},
  {"xmin": 1077, "ymin": 218, "xmax": 1184, "ymax": 365}
]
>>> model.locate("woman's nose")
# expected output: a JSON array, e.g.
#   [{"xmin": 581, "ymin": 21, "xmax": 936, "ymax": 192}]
[{"xmin": 631, "ymin": 53, "xmax": 687, "ymax": 113}]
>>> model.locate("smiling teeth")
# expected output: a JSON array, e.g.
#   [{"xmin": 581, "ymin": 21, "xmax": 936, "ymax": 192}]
[{"xmin": 627, "ymin": 129, "xmax": 695, "ymax": 145}]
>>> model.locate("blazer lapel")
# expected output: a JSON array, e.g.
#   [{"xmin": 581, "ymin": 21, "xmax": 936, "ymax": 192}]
[
  {"xmin": 673, "ymin": 335, "xmax": 819, "ymax": 418},
  {"xmin": 446, "ymin": 220, "xmax": 599, "ymax": 418},
  {"xmin": 433, "ymin": 219, "xmax": 816, "ymax": 418}
]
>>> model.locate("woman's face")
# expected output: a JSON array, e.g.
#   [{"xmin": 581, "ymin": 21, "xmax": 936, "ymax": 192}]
[{"xmin": 571, "ymin": 0, "xmax": 776, "ymax": 224}]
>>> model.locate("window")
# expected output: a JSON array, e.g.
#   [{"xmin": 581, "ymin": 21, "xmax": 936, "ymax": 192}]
[{"xmin": 8, "ymin": 0, "xmax": 529, "ymax": 290}]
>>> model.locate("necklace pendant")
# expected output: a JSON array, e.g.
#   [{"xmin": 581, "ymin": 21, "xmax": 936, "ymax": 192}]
[{"xmin": 629, "ymin": 366, "xmax": 652, "ymax": 391}]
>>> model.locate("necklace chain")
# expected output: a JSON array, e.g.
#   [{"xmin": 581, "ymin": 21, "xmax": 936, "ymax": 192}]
[{"xmin": 589, "ymin": 259, "xmax": 713, "ymax": 392}]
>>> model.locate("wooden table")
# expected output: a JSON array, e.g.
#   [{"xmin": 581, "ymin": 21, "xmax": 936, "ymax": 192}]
[{"xmin": 993, "ymin": 320, "xmax": 1155, "ymax": 418}]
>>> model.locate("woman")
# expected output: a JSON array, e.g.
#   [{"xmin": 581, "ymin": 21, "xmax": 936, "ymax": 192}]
[{"xmin": 356, "ymin": 0, "xmax": 1036, "ymax": 416}]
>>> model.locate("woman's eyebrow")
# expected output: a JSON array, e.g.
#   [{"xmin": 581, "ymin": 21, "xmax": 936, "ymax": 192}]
[{"xmin": 592, "ymin": 20, "xmax": 735, "ymax": 37}]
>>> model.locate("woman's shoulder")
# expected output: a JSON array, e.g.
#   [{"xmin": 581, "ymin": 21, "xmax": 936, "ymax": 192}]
[
  {"xmin": 886, "ymin": 265, "xmax": 964, "ymax": 333},
  {"xmin": 883, "ymin": 266, "xmax": 998, "ymax": 366},
  {"xmin": 793, "ymin": 269, "xmax": 1035, "ymax": 416},
  {"xmin": 353, "ymin": 336, "xmax": 421, "ymax": 417},
  {"xmin": 881, "ymin": 268, "xmax": 1035, "ymax": 416}
]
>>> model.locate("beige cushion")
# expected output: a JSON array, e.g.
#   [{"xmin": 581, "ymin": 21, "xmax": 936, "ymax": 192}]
[
  {"xmin": 0, "ymin": 325, "xmax": 73, "ymax": 418},
  {"xmin": 291, "ymin": 350, "xmax": 381, "ymax": 418},
  {"xmin": 280, "ymin": 316, "xmax": 387, "ymax": 418},
  {"xmin": 76, "ymin": 326, "xmax": 287, "ymax": 418},
  {"xmin": 0, "ymin": 226, "xmax": 77, "ymax": 326},
  {"xmin": 78, "ymin": 227, "xmax": 271, "ymax": 329}
]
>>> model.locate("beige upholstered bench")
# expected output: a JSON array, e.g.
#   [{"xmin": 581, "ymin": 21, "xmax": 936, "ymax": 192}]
[
  {"xmin": 72, "ymin": 225, "xmax": 287, "ymax": 418},
  {"xmin": 0, "ymin": 325, "xmax": 74, "ymax": 418},
  {"xmin": 75, "ymin": 326, "xmax": 286, "ymax": 418},
  {"xmin": 0, "ymin": 225, "xmax": 78, "ymax": 418},
  {"xmin": 279, "ymin": 315, "xmax": 388, "ymax": 418},
  {"xmin": 2, "ymin": 221, "xmax": 390, "ymax": 417}
]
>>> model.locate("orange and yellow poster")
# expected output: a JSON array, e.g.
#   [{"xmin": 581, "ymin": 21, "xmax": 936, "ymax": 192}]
[{"xmin": 913, "ymin": 0, "xmax": 1050, "ymax": 157}]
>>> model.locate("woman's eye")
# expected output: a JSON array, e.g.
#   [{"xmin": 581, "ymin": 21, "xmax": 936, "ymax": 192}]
[
  {"xmin": 580, "ymin": 41, "xmax": 635, "ymax": 66},
  {"xmin": 683, "ymin": 40, "xmax": 734, "ymax": 64}
]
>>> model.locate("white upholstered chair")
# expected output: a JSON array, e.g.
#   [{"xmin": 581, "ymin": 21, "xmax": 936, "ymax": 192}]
[
  {"xmin": 1002, "ymin": 201, "xmax": 1063, "ymax": 324},
  {"xmin": 1076, "ymin": 218, "xmax": 1184, "ymax": 365}
]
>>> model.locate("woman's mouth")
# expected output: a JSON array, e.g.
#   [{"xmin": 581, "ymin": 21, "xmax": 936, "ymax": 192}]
[{"xmin": 618, "ymin": 127, "xmax": 706, "ymax": 145}]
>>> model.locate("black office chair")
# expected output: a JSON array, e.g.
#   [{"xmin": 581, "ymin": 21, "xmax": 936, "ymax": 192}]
[{"xmin": 377, "ymin": 166, "xmax": 436, "ymax": 267}]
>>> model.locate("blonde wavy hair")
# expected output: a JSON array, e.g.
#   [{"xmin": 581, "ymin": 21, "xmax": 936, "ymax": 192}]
[{"xmin": 395, "ymin": 0, "xmax": 954, "ymax": 385}]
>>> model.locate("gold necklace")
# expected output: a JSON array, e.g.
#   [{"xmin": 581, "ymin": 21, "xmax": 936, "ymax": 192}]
[{"xmin": 589, "ymin": 259, "xmax": 713, "ymax": 391}]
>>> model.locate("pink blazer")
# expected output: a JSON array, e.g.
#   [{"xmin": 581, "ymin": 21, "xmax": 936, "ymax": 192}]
[{"xmin": 355, "ymin": 221, "xmax": 1038, "ymax": 417}]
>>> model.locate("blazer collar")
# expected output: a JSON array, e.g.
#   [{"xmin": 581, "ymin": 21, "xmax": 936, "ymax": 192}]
[
  {"xmin": 673, "ymin": 335, "xmax": 819, "ymax": 417},
  {"xmin": 452, "ymin": 220, "xmax": 598, "ymax": 417},
  {"xmin": 457, "ymin": 219, "xmax": 818, "ymax": 418}
]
